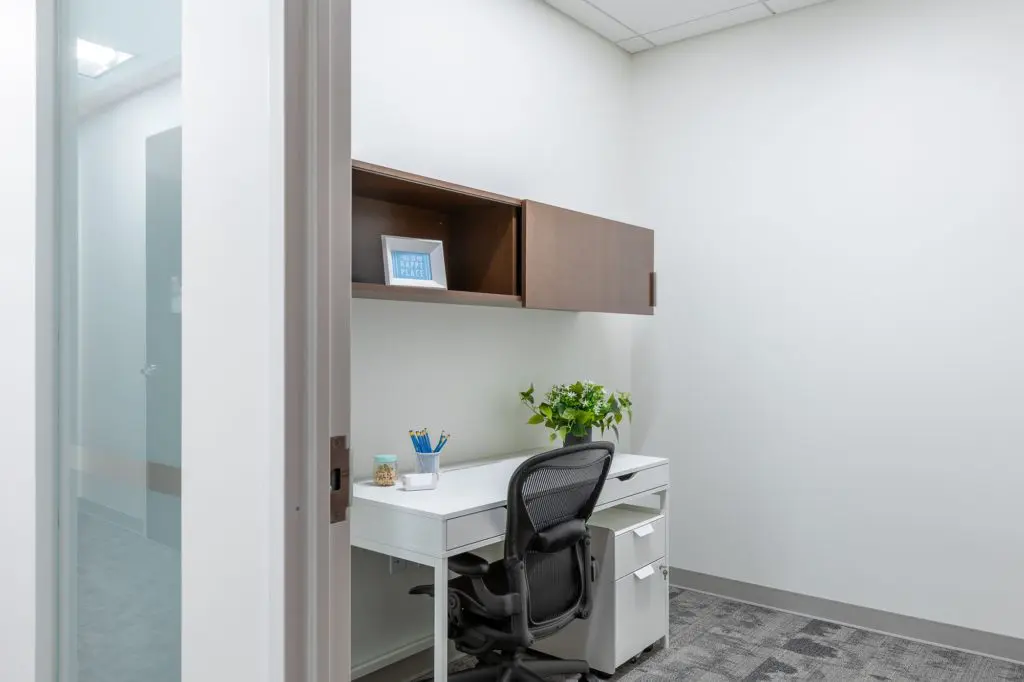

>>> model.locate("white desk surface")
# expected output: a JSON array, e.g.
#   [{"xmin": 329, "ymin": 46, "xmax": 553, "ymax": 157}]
[{"xmin": 353, "ymin": 452, "xmax": 667, "ymax": 520}]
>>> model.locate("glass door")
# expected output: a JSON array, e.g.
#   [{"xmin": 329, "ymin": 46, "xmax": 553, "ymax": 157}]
[{"xmin": 58, "ymin": 2, "xmax": 182, "ymax": 680}]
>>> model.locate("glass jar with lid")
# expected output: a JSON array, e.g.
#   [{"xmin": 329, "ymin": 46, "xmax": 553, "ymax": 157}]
[{"xmin": 373, "ymin": 454, "xmax": 398, "ymax": 486}]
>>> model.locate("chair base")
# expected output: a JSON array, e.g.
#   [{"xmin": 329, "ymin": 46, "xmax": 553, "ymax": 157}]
[{"xmin": 430, "ymin": 649, "xmax": 595, "ymax": 682}]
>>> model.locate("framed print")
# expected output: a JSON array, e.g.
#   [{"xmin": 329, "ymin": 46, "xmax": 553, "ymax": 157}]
[{"xmin": 381, "ymin": 235, "xmax": 448, "ymax": 289}]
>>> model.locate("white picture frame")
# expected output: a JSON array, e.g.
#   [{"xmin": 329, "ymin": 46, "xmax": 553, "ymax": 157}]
[{"xmin": 381, "ymin": 235, "xmax": 448, "ymax": 289}]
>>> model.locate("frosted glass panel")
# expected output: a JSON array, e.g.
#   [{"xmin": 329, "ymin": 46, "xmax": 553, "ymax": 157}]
[{"xmin": 60, "ymin": 2, "xmax": 182, "ymax": 680}]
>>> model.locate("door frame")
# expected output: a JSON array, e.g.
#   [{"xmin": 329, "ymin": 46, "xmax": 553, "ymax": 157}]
[
  {"xmin": 285, "ymin": 0, "xmax": 352, "ymax": 679},
  {"xmin": 0, "ymin": 1, "xmax": 59, "ymax": 681}
]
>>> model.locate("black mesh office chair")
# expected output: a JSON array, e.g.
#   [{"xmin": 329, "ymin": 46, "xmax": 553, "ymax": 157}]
[{"xmin": 410, "ymin": 442, "xmax": 615, "ymax": 681}]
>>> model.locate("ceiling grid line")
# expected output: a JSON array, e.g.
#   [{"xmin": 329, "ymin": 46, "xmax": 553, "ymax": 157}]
[
  {"xmin": 579, "ymin": 0, "xmax": 641, "ymax": 37},
  {"xmin": 638, "ymin": 2, "xmax": 773, "ymax": 45},
  {"xmin": 545, "ymin": 0, "xmax": 831, "ymax": 53}
]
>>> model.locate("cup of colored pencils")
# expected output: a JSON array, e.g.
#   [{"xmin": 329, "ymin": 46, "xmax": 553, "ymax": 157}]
[{"xmin": 410, "ymin": 428, "xmax": 449, "ymax": 475}]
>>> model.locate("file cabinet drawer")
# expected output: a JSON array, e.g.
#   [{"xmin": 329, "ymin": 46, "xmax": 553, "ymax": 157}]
[
  {"xmin": 614, "ymin": 559, "xmax": 668, "ymax": 668},
  {"xmin": 612, "ymin": 516, "xmax": 665, "ymax": 580}
]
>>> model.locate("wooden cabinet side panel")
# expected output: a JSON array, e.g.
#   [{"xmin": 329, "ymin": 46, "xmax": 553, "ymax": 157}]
[{"xmin": 523, "ymin": 201, "xmax": 654, "ymax": 315}]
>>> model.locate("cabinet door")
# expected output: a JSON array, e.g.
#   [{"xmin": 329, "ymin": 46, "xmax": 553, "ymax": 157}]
[{"xmin": 522, "ymin": 201, "xmax": 654, "ymax": 315}]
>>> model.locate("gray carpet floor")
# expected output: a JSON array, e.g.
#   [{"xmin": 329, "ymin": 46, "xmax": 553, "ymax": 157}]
[
  {"xmin": 446, "ymin": 588, "xmax": 1024, "ymax": 681},
  {"xmin": 608, "ymin": 588, "xmax": 1024, "ymax": 681}
]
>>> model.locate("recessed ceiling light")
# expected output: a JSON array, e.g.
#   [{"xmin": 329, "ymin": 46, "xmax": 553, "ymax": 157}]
[{"xmin": 77, "ymin": 38, "xmax": 134, "ymax": 78}]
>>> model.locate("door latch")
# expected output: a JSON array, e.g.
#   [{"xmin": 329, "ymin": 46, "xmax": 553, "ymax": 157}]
[{"xmin": 329, "ymin": 435, "xmax": 350, "ymax": 524}]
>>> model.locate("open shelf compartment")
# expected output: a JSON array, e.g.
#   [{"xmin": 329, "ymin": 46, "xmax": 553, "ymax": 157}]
[{"xmin": 352, "ymin": 161, "xmax": 523, "ymax": 307}]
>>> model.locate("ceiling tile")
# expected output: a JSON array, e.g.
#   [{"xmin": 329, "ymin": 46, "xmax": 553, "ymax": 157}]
[
  {"xmin": 588, "ymin": 0, "xmax": 753, "ymax": 35},
  {"xmin": 617, "ymin": 35, "xmax": 656, "ymax": 53},
  {"xmin": 644, "ymin": 3, "xmax": 772, "ymax": 45},
  {"xmin": 545, "ymin": 0, "xmax": 636, "ymax": 43},
  {"xmin": 765, "ymin": 0, "xmax": 829, "ymax": 11}
]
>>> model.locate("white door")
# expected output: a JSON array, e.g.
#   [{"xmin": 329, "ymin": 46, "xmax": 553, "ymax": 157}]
[{"xmin": 45, "ymin": 1, "xmax": 352, "ymax": 681}]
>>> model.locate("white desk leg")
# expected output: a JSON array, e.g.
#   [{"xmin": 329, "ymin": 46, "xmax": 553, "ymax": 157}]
[
  {"xmin": 660, "ymin": 487, "xmax": 671, "ymax": 648},
  {"xmin": 434, "ymin": 557, "xmax": 449, "ymax": 682}
]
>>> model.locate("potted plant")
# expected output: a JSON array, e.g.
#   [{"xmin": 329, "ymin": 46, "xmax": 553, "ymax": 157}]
[{"xmin": 519, "ymin": 381, "xmax": 633, "ymax": 446}]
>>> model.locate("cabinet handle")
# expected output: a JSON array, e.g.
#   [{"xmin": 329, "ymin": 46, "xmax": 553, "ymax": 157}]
[
  {"xmin": 633, "ymin": 524, "xmax": 654, "ymax": 538},
  {"xmin": 633, "ymin": 564, "xmax": 655, "ymax": 581},
  {"xmin": 650, "ymin": 272, "xmax": 657, "ymax": 307}
]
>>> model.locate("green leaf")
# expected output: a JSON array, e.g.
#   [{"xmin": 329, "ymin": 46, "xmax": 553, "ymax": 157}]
[
  {"xmin": 560, "ymin": 408, "xmax": 577, "ymax": 421},
  {"xmin": 615, "ymin": 412, "xmax": 623, "ymax": 424},
  {"xmin": 527, "ymin": 414, "xmax": 544, "ymax": 425},
  {"xmin": 539, "ymin": 404, "xmax": 553, "ymax": 419},
  {"xmin": 549, "ymin": 432, "xmax": 558, "ymax": 442},
  {"xmin": 612, "ymin": 424, "xmax": 620, "ymax": 441}
]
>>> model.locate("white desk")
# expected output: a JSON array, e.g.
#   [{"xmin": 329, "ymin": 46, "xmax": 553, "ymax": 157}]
[{"xmin": 351, "ymin": 453, "xmax": 670, "ymax": 682}]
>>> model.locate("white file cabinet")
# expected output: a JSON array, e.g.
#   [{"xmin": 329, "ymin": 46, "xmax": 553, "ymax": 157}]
[{"xmin": 534, "ymin": 505, "xmax": 669, "ymax": 676}]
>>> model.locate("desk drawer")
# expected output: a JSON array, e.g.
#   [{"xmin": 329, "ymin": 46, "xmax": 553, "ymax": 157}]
[
  {"xmin": 447, "ymin": 507, "xmax": 506, "ymax": 550},
  {"xmin": 598, "ymin": 463, "xmax": 668, "ymax": 507},
  {"xmin": 614, "ymin": 558, "xmax": 667, "ymax": 668},
  {"xmin": 613, "ymin": 516, "xmax": 665, "ymax": 580}
]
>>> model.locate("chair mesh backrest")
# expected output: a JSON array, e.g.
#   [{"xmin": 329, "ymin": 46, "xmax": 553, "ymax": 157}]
[
  {"xmin": 524, "ymin": 551, "xmax": 579, "ymax": 623},
  {"xmin": 521, "ymin": 456, "xmax": 609, "ymax": 532},
  {"xmin": 505, "ymin": 443, "xmax": 614, "ymax": 627}
]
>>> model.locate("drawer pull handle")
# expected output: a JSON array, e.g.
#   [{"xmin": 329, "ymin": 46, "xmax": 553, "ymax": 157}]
[
  {"xmin": 633, "ymin": 524, "xmax": 654, "ymax": 538},
  {"xmin": 633, "ymin": 565, "xmax": 655, "ymax": 581},
  {"xmin": 615, "ymin": 472, "xmax": 637, "ymax": 482}
]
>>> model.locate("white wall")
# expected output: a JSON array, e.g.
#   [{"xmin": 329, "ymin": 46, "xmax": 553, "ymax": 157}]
[
  {"xmin": 0, "ymin": 3, "xmax": 48, "ymax": 679},
  {"xmin": 350, "ymin": 0, "xmax": 634, "ymax": 671},
  {"xmin": 77, "ymin": 78, "xmax": 181, "ymax": 522},
  {"xmin": 351, "ymin": 0, "xmax": 634, "ymax": 472},
  {"xmin": 630, "ymin": 0, "xmax": 1024, "ymax": 640}
]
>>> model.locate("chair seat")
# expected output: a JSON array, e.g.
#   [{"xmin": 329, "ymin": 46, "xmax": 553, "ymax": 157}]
[
  {"xmin": 410, "ymin": 559, "xmax": 520, "ymax": 651},
  {"xmin": 411, "ymin": 559, "xmax": 509, "ymax": 602}
]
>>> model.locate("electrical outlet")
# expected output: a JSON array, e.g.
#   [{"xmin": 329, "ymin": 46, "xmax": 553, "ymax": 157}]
[{"xmin": 389, "ymin": 556, "xmax": 408, "ymax": 574}]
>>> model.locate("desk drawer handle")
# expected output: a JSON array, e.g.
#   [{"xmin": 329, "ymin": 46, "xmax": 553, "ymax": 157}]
[
  {"xmin": 615, "ymin": 472, "xmax": 637, "ymax": 482},
  {"xmin": 633, "ymin": 565, "xmax": 655, "ymax": 581},
  {"xmin": 633, "ymin": 524, "xmax": 654, "ymax": 538}
]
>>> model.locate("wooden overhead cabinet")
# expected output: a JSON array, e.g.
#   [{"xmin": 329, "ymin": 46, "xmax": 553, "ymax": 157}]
[
  {"xmin": 522, "ymin": 201, "xmax": 655, "ymax": 315},
  {"xmin": 351, "ymin": 162, "xmax": 655, "ymax": 315}
]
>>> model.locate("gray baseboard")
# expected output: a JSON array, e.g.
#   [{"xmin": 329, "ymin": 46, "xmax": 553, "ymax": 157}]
[{"xmin": 671, "ymin": 568, "xmax": 1024, "ymax": 664}]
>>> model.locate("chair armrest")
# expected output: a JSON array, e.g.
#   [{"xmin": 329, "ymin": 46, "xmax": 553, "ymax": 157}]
[
  {"xmin": 448, "ymin": 552, "xmax": 490, "ymax": 577},
  {"xmin": 534, "ymin": 518, "xmax": 587, "ymax": 553}
]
